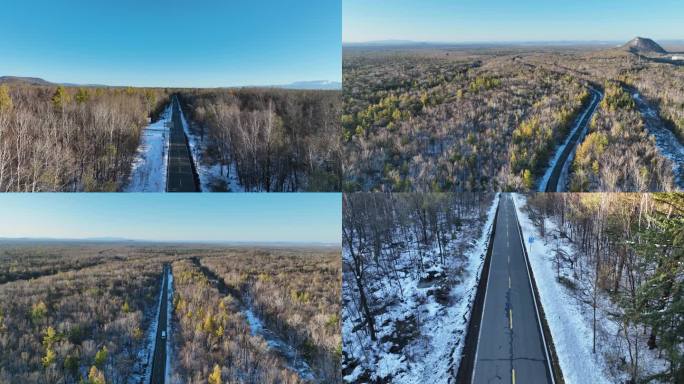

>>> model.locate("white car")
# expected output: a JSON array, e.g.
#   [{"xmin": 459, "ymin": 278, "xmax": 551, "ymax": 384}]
[{"xmin": 161, "ymin": 331, "xmax": 166, "ymax": 339}]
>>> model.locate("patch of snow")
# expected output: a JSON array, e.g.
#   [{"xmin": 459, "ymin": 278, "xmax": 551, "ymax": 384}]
[
  {"xmin": 538, "ymin": 89, "xmax": 602, "ymax": 192},
  {"xmin": 176, "ymin": 99, "xmax": 245, "ymax": 192},
  {"xmin": 632, "ymin": 93, "xmax": 684, "ymax": 189},
  {"xmin": 137, "ymin": 270, "xmax": 165, "ymax": 383},
  {"xmin": 124, "ymin": 104, "xmax": 172, "ymax": 192},
  {"xmin": 343, "ymin": 194, "xmax": 500, "ymax": 383},
  {"xmin": 512, "ymin": 194, "xmax": 669, "ymax": 383},
  {"xmin": 243, "ymin": 300, "xmax": 316, "ymax": 381}
]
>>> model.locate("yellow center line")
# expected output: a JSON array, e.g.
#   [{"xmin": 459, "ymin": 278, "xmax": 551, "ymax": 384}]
[{"xmin": 512, "ymin": 368, "xmax": 516, "ymax": 384}]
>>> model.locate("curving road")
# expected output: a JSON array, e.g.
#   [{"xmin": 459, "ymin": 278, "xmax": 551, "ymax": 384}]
[
  {"xmin": 166, "ymin": 96, "xmax": 199, "ymax": 192},
  {"xmin": 540, "ymin": 88, "xmax": 603, "ymax": 192},
  {"xmin": 471, "ymin": 194, "xmax": 554, "ymax": 384}
]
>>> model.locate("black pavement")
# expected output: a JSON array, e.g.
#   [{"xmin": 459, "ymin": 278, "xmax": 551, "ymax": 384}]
[
  {"xmin": 544, "ymin": 88, "xmax": 602, "ymax": 192},
  {"xmin": 471, "ymin": 194, "xmax": 553, "ymax": 384},
  {"xmin": 150, "ymin": 265, "xmax": 170, "ymax": 384},
  {"xmin": 166, "ymin": 96, "xmax": 199, "ymax": 192}
]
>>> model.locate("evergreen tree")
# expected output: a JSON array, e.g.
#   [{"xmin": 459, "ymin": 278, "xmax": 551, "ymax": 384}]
[
  {"xmin": 631, "ymin": 194, "xmax": 684, "ymax": 382},
  {"xmin": 94, "ymin": 346, "xmax": 108, "ymax": 368},
  {"xmin": 0, "ymin": 85, "xmax": 12, "ymax": 112},
  {"xmin": 208, "ymin": 364, "xmax": 222, "ymax": 384},
  {"xmin": 75, "ymin": 88, "xmax": 90, "ymax": 104},
  {"xmin": 52, "ymin": 86, "xmax": 71, "ymax": 111}
]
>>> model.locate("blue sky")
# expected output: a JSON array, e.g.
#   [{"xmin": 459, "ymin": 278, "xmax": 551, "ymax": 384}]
[
  {"xmin": 0, "ymin": 194, "xmax": 341, "ymax": 244},
  {"xmin": 344, "ymin": 0, "xmax": 684, "ymax": 43},
  {"xmin": 0, "ymin": 0, "xmax": 341, "ymax": 87}
]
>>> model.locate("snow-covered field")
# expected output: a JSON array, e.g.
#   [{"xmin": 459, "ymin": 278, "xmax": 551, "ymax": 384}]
[
  {"xmin": 124, "ymin": 104, "xmax": 172, "ymax": 192},
  {"xmin": 176, "ymin": 102, "xmax": 244, "ymax": 192},
  {"xmin": 538, "ymin": 89, "xmax": 602, "ymax": 192},
  {"xmin": 343, "ymin": 195, "xmax": 499, "ymax": 383},
  {"xmin": 633, "ymin": 93, "xmax": 684, "ymax": 189},
  {"xmin": 513, "ymin": 194, "xmax": 669, "ymax": 384}
]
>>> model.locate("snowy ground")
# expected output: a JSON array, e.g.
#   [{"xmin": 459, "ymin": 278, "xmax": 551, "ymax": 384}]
[
  {"xmin": 176, "ymin": 101, "xmax": 244, "ymax": 192},
  {"xmin": 633, "ymin": 93, "xmax": 684, "ymax": 189},
  {"xmin": 343, "ymin": 194, "xmax": 499, "ymax": 383},
  {"xmin": 124, "ymin": 104, "xmax": 172, "ymax": 192},
  {"xmin": 243, "ymin": 301, "xmax": 316, "ymax": 381},
  {"xmin": 513, "ymin": 194, "xmax": 669, "ymax": 384},
  {"xmin": 538, "ymin": 89, "xmax": 602, "ymax": 192}
]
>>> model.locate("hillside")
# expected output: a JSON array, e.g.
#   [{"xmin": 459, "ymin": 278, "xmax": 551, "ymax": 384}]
[
  {"xmin": 621, "ymin": 37, "xmax": 667, "ymax": 54},
  {"xmin": 0, "ymin": 76, "xmax": 53, "ymax": 86}
]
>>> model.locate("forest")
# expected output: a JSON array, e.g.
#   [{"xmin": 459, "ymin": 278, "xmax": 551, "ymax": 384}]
[
  {"xmin": 0, "ymin": 82, "xmax": 341, "ymax": 192},
  {"xmin": 342, "ymin": 193, "xmax": 496, "ymax": 383},
  {"xmin": 0, "ymin": 84, "xmax": 169, "ymax": 191},
  {"xmin": 170, "ymin": 248, "xmax": 341, "ymax": 383},
  {"xmin": 0, "ymin": 245, "xmax": 167, "ymax": 383},
  {"xmin": 0, "ymin": 244, "xmax": 341, "ymax": 384},
  {"xmin": 342, "ymin": 45, "xmax": 683, "ymax": 192},
  {"xmin": 521, "ymin": 193, "xmax": 684, "ymax": 382},
  {"xmin": 177, "ymin": 89, "xmax": 341, "ymax": 192}
]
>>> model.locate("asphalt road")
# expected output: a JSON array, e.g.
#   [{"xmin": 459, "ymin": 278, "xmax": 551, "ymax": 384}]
[
  {"xmin": 543, "ymin": 88, "xmax": 602, "ymax": 192},
  {"xmin": 471, "ymin": 194, "xmax": 553, "ymax": 384},
  {"xmin": 166, "ymin": 96, "xmax": 199, "ymax": 192},
  {"xmin": 150, "ymin": 265, "xmax": 169, "ymax": 384}
]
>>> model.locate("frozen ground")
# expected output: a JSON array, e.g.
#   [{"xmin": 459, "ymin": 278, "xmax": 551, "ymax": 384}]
[
  {"xmin": 633, "ymin": 93, "xmax": 684, "ymax": 189},
  {"xmin": 513, "ymin": 194, "xmax": 669, "ymax": 384},
  {"xmin": 244, "ymin": 301, "xmax": 316, "ymax": 381},
  {"xmin": 343, "ymin": 194, "xmax": 499, "ymax": 383},
  {"xmin": 538, "ymin": 89, "xmax": 602, "ymax": 192},
  {"xmin": 124, "ymin": 104, "xmax": 172, "ymax": 192},
  {"xmin": 176, "ymin": 103, "xmax": 244, "ymax": 192}
]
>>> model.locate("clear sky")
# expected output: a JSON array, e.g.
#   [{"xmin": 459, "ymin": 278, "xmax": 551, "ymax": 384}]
[
  {"xmin": 0, "ymin": 193, "xmax": 341, "ymax": 244},
  {"xmin": 344, "ymin": 0, "xmax": 684, "ymax": 43},
  {"xmin": 0, "ymin": 0, "xmax": 341, "ymax": 87}
]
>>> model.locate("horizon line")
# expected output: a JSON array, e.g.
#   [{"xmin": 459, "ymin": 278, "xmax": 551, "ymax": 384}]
[
  {"xmin": 0, "ymin": 236, "xmax": 341, "ymax": 246},
  {"xmin": 343, "ymin": 37, "xmax": 684, "ymax": 45},
  {"xmin": 0, "ymin": 75, "xmax": 342, "ymax": 90}
]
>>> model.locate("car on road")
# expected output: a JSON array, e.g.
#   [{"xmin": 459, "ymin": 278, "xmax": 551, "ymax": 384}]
[{"xmin": 161, "ymin": 331, "xmax": 166, "ymax": 339}]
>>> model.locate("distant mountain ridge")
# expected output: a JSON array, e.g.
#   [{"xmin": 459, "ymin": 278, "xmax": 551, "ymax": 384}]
[
  {"xmin": 0, "ymin": 76, "xmax": 54, "ymax": 86},
  {"xmin": 0, "ymin": 76, "xmax": 340, "ymax": 90},
  {"xmin": 278, "ymin": 80, "xmax": 341, "ymax": 90},
  {"xmin": 621, "ymin": 37, "xmax": 667, "ymax": 54}
]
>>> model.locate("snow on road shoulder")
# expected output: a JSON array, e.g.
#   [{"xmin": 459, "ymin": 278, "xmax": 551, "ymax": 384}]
[
  {"xmin": 165, "ymin": 269, "xmax": 173, "ymax": 384},
  {"xmin": 512, "ymin": 193, "xmax": 612, "ymax": 384},
  {"xmin": 176, "ymin": 101, "xmax": 244, "ymax": 192},
  {"xmin": 511, "ymin": 194, "xmax": 670, "ymax": 384},
  {"xmin": 124, "ymin": 104, "xmax": 172, "ymax": 192},
  {"xmin": 137, "ymin": 269, "xmax": 165, "ymax": 384},
  {"xmin": 343, "ymin": 194, "xmax": 499, "ymax": 384},
  {"xmin": 538, "ymin": 90, "xmax": 601, "ymax": 192},
  {"xmin": 400, "ymin": 193, "xmax": 500, "ymax": 383}
]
